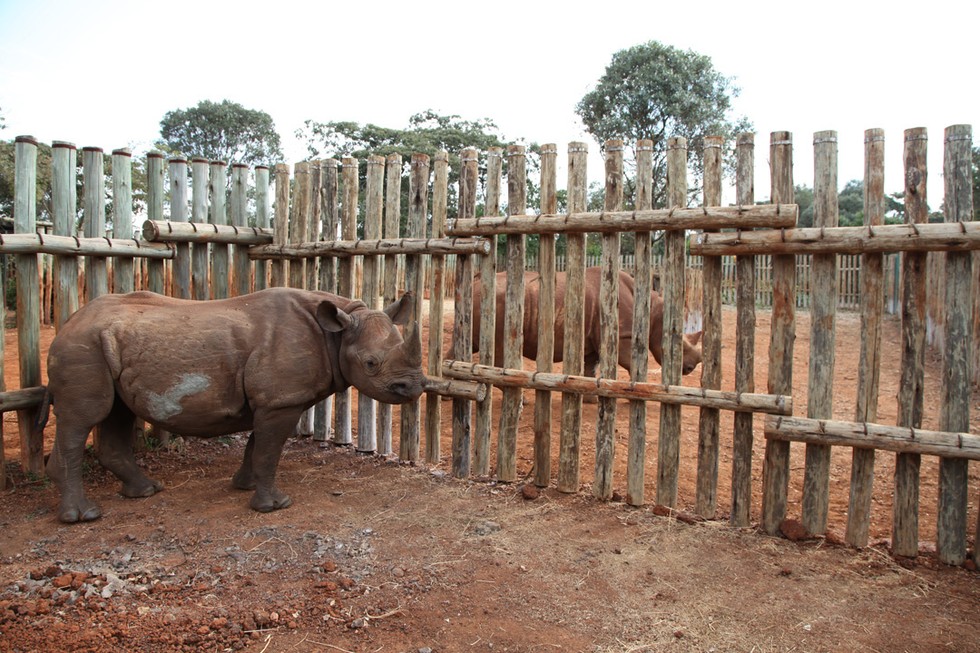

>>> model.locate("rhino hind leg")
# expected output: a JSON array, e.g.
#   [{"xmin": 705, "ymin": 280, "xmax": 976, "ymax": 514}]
[
  {"xmin": 97, "ymin": 398, "xmax": 164, "ymax": 499},
  {"xmin": 46, "ymin": 429, "xmax": 102, "ymax": 523},
  {"xmin": 232, "ymin": 432, "xmax": 257, "ymax": 490}
]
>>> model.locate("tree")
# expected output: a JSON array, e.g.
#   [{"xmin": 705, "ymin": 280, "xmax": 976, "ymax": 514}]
[
  {"xmin": 158, "ymin": 100, "xmax": 284, "ymax": 165},
  {"xmin": 576, "ymin": 41, "xmax": 752, "ymax": 208}
]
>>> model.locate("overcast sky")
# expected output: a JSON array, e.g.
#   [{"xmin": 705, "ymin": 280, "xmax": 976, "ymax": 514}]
[{"xmin": 1, "ymin": 0, "xmax": 976, "ymax": 206}]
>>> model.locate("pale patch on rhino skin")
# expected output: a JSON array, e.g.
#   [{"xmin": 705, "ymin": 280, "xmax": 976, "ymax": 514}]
[{"xmin": 147, "ymin": 373, "xmax": 211, "ymax": 421}]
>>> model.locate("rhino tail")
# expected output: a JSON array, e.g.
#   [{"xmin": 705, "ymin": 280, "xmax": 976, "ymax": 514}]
[{"xmin": 34, "ymin": 387, "xmax": 52, "ymax": 436}]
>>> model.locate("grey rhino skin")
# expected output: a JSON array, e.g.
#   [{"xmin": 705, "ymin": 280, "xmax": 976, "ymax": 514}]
[{"xmin": 45, "ymin": 287, "xmax": 424, "ymax": 523}]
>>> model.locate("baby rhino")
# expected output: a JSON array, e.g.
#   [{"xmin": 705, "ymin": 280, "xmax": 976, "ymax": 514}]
[{"xmin": 45, "ymin": 288, "xmax": 425, "ymax": 523}]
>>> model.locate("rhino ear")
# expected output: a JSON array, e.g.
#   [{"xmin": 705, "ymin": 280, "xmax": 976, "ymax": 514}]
[
  {"xmin": 685, "ymin": 330, "xmax": 703, "ymax": 346},
  {"xmin": 316, "ymin": 301, "xmax": 354, "ymax": 333},
  {"xmin": 383, "ymin": 291, "xmax": 415, "ymax": 326}
]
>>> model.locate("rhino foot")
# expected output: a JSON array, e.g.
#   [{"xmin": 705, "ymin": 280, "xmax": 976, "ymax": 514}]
[
  {"xmin": 58, "ymin": 500, "xmax": 102, "ymax": 523},
  {"xmin": 250, "ymin": 491, "xmax": 292, "ymax": 513},
  {"xmin": 231, "ymin": 469, "xmax": 255, "ymax": 491},
  {"xmin": 120, "ymin": 479, "xmax": 164, "ymax": 498}
]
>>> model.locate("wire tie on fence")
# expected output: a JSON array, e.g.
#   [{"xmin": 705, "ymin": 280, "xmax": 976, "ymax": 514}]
[
  {"xmin": 910, "ymin": 223, "xmax": 921, "ymax": 236},
  {"xmin": 104, "ymin": 237, "xmax": 113, "ymax": 248},
  {"xmin": 166, "ymin": 221, "xmax": 174, "ymax": 234},
  {"xmin": 959, "ymin": 221, "xmax": 967, "ymax": 234}
]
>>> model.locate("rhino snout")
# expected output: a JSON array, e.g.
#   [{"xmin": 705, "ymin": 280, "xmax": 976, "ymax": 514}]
[{"xmin": 387, "ymin": 378, "xmax": 424, "ymax": 402}]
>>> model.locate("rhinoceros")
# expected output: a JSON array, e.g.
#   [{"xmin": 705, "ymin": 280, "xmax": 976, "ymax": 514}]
[
  {"xmin": 44, "ymin": 288, "xmax": 425, "ymax": 523},
  {"xmin": 473, "ymin": 267, "xmax": 702, "ymax": 376}
]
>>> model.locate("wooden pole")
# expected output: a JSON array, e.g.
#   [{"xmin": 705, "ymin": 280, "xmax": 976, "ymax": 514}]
[
  {"xmin": 558, "ymin": 142, "xmax": 588, "ymax": 493},
  {"xmin": 847, "ymin": 128, "xmax": 885, "ymax": 547},
  {"xmin": 271, "ymin": 164, "xmax": 290, "ymax": 288},
  {"xmin": 191, "ymin": 157, "xmax": 210, "ymax": 299},
  {"xmin": 936, "ymin": 124, "xmax": 973, "ymax": 566},
  {"xmin": 0, "ymin": 235, "xmax": 172, "ymax": 258},
  {"xmin": 475, "ymin": 148, "xmax": 502, "ymax": 476},
  {"xmin": 373, "ymin": 156, "xmax": 397, "ymax": 452},
  {"xmin": 423, "ymin": 153, "xmax": 447, "ymax": 461},
  {"xmin": 626, "ymin": 140, "xmax": 653, "ymax": 506},
  {"xmin": 761, "ymin": 131, "xmax": 796, "ymax": 535},
  {"xmin": 307, "ymin": 161, "xmax": 321, "ymax": 292},
  {"xmin": 253, "ymin": 165, "xmax": 271, "ymax": 291},
  {"xmin": 290, "ymin": 161, "xmax": 310, "ymax": 291},
  {"xmin": 399, "ymin": 154, "xmax": 428, "ymax": 461},
  {"xmin": 594, "ymin": 140, "xmax": 622, "ymax": 500},
  {"xmin": 893, "ymin": 128, "xmax": 928, "ymax": 558},
  {"xmin": 358, "ymin": 156, "xmax": 385, "ymax": 454},
  {"xmin": 168, "ymin": 158, "xmax": 190, "ymax": 299},
  {"xmin": 695, "ymin": 135, "xmax": 723, "ymax": 517},
  {"xmin": 52, "ymin": 142, "xmax": 79, "ymax": 330},
  {"xmin": 83, "ymin": 147, "xmax": 108, "ymax": 301},
  {"xmin": 209, "ymin": 161, "xmax": 229, "ymax": 299},
  {"xmin": 143, "ymin": 221, "xmax": 271, "ymax": 244},
  {"xmin": 497, "ymin": 145, "xmax": 526, "ymax": 482},
  {"xmin": 231, "ymin": 163, "xmax": 250, "ymax": 296},
  {"xmin": 657, "ymin": 137, "xmax": 687, "ymax": 507},
  {"xmin": 534, "ymin": 144, "xmax": 558, "ymax": 487},
  {"xmin": 731, "ymin": 133, "xmax": 756, "ymax": 527},
  {"xmin": 112, "ymin": 149, "xmax": 134, "ymax": 294},
  {"xmin": 335, "ymin": 158, "xmax": 358, "ymax": 447},
  {"xmin": 13, "ymin": 136, "xmax": 43, "ymax": 474},
  {"xmin": 146, "ymin": 152, "xmax": 167, "ymax": 295},
  {"xmin": 452, "ymin": 148, "xmax": 478, "ymax": 477}
]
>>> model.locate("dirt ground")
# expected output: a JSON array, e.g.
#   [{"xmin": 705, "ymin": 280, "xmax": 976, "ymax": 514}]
[{"xmin": 0, "ymin": 305, "xmax": 978, "ymax": 653}]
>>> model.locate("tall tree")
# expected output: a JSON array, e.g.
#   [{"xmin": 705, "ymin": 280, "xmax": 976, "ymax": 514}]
[
  {"xmin": 158, "ymin": 100, "xmax": 284, "ymax": 165},
  {"xmin": 576, "ymin": 41, "xmax": 751, "ymax": 207}
]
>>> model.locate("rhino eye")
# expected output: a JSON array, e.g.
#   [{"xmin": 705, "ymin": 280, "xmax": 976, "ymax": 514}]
[{"xmin": 362, "ymin": 356, "xmax": 381, "ymax": 375}]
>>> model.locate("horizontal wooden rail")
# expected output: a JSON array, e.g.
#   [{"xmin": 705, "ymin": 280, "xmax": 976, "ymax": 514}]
[
  {"xmin": 423, "ymin": 377, "xmax": 487, "ymax": 402},
  {"xmin": 765, "ymin": 416, "xmax": 980, "ymax": 460},
  {"xmin": 142, "ymin": 220, "xmax": 273, "ymax": 245},
  {"xmin": 0, "ymin": 233, "xmax": 174, "ymax": 259},
  {"xmin": 691, "ymin": 221, "xmax": 980, "ymax": 256},
  {"xmin": 0, "ymin": 386, "xmax": 47, "ymax": 412},
  {"xmin": 448, "ymin": 204, "xmax": 798, "ymax": 236},
  {"xmin": 250, "ymin": 237, "xmax": 491, "ymax": 260},
  {"xmin": 443, "ymin": 360, "xmax": 792, "ymax": 414}
]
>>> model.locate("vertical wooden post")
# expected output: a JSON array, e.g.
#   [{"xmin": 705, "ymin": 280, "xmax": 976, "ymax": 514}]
[
  {"xmin": 314, "ymin": 159, "xmax": 339, "ymax": 444},
  {"xmin": 13, "ymin": 136, "xmax": 43, "ymax": 474},
  {"xmin": 936, "ymin": 124, "xmax": 973, "ymax": 566},
  {"xmin": 695, "ymin": 135, "xmax": 723, "ymax": 517},
  {"xmin": 761, "ymin": 131, "xmax": 796, "ymax": 535},
  {"xmin": 497, "ymin": 145, "xmax": 526, "ymax": 482},
  {"xmin": 534, "ymin": 144, "xmax": 558, "ymax": 488},
  {"xmin": 83, "ymin": 147, "xmax": 108, "ymax": 301},
  {"xmin": 893, "ymin": 127, "xmax": 928, "ymax": 558},
  {"xmin": 335, "ymin": 158, "xmax": 358, "ymax": 447},
  {"xmin": 452, "ymin": 148, "xmax": 478, "ymax": 477},
  {"xmin": 307, "ymin": 161, "xmax": 322, "ymax": 292},
  {"xmin": 168, "ymin": 158, "xmax": 190, "ymax": 299},
  {"xmin": 254, "ymin": 165, "xmax": 271, "ymax": 291},
  {"xmin": 290, "ymin": 162, "xmax": 310, "ymax": 290},
  {"xmin": 373, "ymin": 155, "xmax": 397, "ymax": 452},
  {"xmin": 399, "ymin": 154, "xmax": 429, "ymax": 461},
  {"xmin": 847, "ymin": 128, "xmax": 885, "ymax": 547},
  {"xmin": 271, "ymin": 164, "xmax": 290, "ymax": 289},
  {"xmin": 358, "ymin": 156, "xmax": 385, "ymax": 454},
  {"xmin": 558, "ymin": 142, "xmax": 588, "ymax": 493},
  {"xmin": 112, "ymin": 149, "xmax": 134, "ymax": 294},
  {"xmin": 209, "ymin": 161, "xmax": 229, "ymax": 299},
  {"xmin": 231, "ymin": 163, "xmax": 250, "ymax": 296},
  {"xmin": 593, "ymin": 140, "xmax": 622, "ymax": 500},
  {"xmin": 627, "ymin": 140, "xmax": 654, "ymax": 506},
  {"xmin": 191, "ymin": 157, "xmax": 210, "ymax": 299},
  {"xmin": 424, "ymin": 152, "xmax": 448, "ymax": 462},
  {"xmin": 730, "ymin": 133, "xmax": 756, "ymax": 527},
  {"xmin": 52, "ymin": 142, "xmax": 79, "ymax": 330},
  {"xmin": 801, "ymin": 131, "xmax": 839, "ymax": 535},
  {"xmin": 657, "ymin": 137, "xmax": 687, "ymax": 507},
  {"xmin": 475, "ymin": 148, "xmax": 502, "ymax": 476},
  {"xmin": 146, "ymin": 152, "xmax": 167, "ymax": 295}
]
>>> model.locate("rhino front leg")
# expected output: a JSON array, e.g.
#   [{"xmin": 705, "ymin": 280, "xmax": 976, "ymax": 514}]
[
  {"xmin": 242, "ymin": 408, "xmax": 300, "ymax": 512},
  {"xmin": 97, "ymin": 399, "xmax": 164, "ymax": 499},
  {"xmin": 47, "ymin": 426, "xmax": 102, "ymax": 523}
]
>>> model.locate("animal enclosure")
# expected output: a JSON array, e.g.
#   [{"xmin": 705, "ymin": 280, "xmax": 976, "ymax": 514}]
[{"xmin": 2, "ymin": 126, "xmax": 978, "ymax": 566}]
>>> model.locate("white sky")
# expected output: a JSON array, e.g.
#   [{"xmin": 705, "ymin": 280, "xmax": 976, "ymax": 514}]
[{"xmin": 1, "ymin": 0, "xmax": 976, "ymax": 207}]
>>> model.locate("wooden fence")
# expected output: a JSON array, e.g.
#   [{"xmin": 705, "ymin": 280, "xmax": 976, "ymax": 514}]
[{"xmin": 2, "ymin": 126, "xmax": 978, "ymax": 567}]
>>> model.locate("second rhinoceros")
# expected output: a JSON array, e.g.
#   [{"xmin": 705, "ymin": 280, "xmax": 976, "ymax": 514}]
[{"xmin": 45, "ymin": 287, "xmax": 425, "ymax": 523}]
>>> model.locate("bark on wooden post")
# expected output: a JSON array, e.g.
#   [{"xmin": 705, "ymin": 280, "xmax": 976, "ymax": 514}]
[
  {"xmin": 112, "ymin": 149, "xmax": 135, "ymax": 293},
  {"xmin": 146, "ymin": 153, "xmax": 167, "ymax": 295},
  {"xmin": 306, "ymin": 162, "xmax": 321, "ymax": 292},
  {"xmin": 497, "ymin": 145, "xmax": 526, "ymax": 483},
  {"xmin": 374, "ymin": 155, "xmax": 398, "ymax": 452},
  {"xmin": 52, "ymin": 142, "xmax": 79, "ymax": 330},
  {"xmin": 731, "ymin": 133, "xmax": 756, "ymax": 526},
  {"xmin": 290, "ymin": 162, "xmax": 310, "ymax": 291},
  {"xmin": 13, "ymin": 136, "xmax": 43, "ymax": 474},
  {"xmin": 657, "ymin": 137, "xmax": 687, "ymax": 507},
  {"xmin": 761, "ymin": 131, "xmax": 796, "ymax": 535},
  {"xmin": 534, "ymin": 144, "xmax": 558, "ymax": 487},
  {"xmin": 191, "ymin": 157, "xmax": 210, "ymax": 299},
  {"xmin": 558, "ymin": 142, "xmax": 588, "ymax": 493},
  {"xmin": 424, "ymin": 152, "xmax": 448, "ymax": 462},
  {"xmin": 83, "ymin": 147, "xmax": 109, "ymax": 301},
  {"xmin": 452, "ymin": 148, "xmax": 478, "ymax": 477},
  {"xmin": 893, "ymin": 128, "xmax": 928, "ymax": 558},
  {"xmin": 594, "ymin": 140, "xmax": 622, "ymax": 500},
  {"xmin": 168, "ymin": 157, "xmax": 190, "ymax": 299},
  {"xmin": 475, "ymin": 148, "xmax": 502, "ymax": 476},
  {"xmin": 231, "ymin": 163, "xmax": 250, "ymax": 296},
  {"xmin": 801, "ymin": 131, "xmax": 839, "ymax": 535},
  {"xmin": 358, "ymin": 156, "xmax": 385, "ymax": 454},
  {"xmin": 208, "ymin": 162, "xmax": 230, "ymax": 299},
  {"xmin": 627, "ymin": 140, "xmax": 654, "ymax": 506},
  {"xmin": 335, "ymin": 159, "xmax": 358, "ymax": 447},
  {"xmin": 271, "ymin": 164, "xmax": 290, "ymax": 288},
  {"xmin": 937, "ymin": 124, "xmax": 973, "ymax": 566},
  {"xmin": 695, "ymin": 135, "xmax": 723, "ymax": 517},
  {"xmin": 254, "ymin": 165, "xmax": 271, "ymax": 291},
  {"xmin": 847, "ymin": 128, "xmax": 885, "ymax": 547},
  {"xmin": 314, "ymin": 159, "xmax": 339, "ymax": 444},
  {"xmin": 399, "ymin": 154, "xmax": 429, "ymax": 461}
]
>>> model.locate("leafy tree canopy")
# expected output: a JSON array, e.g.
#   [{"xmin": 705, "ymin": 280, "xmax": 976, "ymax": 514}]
[
  {"xmin": 158, "ymin": 100, "xmax": 284, "ymax": 166},
  {"xmin": 576, "ymin": 41, "xmax": 752, "ymax": 207}
]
